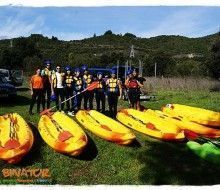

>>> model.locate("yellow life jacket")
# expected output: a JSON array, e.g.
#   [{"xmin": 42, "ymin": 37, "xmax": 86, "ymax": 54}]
[
  {"xmin": 83, "ymin": 74, "xmax": 92, "ymax": 85},
  {"xmin": 97, "ymin": 81, "xmax": 103, "ymax": 89},
  {"xmin": 65, "ymin": 75, "xmax": 74, "ymax": 88},
  {"xmin": 74, "ymin": 76, "xmax": 83, "ymax": 91},
  {"xmin": 107, "ymin": 78, "xmax": 118, "ymax": 92},
  {"xmin": 44, "ymin": 68, "xmax": 52, "ymax": 77}
]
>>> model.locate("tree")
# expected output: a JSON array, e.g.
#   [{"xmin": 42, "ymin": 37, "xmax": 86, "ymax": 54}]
[
  {"xmin": 104, "ymin": 30, "xmax": 113, "ymax": 36},
  {"xmin": 124, "ymin": 33, "xmax": 136, "ymax": 38}
]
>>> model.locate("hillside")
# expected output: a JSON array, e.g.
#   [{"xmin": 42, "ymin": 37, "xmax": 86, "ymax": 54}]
[{"xmin": 0, "ymin": 32, "xmax": 219, "ymax": 77}]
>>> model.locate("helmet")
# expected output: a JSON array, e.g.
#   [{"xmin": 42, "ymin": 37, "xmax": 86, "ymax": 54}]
[
  {"xmin": 75, "ymin": 68, "xmax": 81, "ymax": 73},
  {"xmin": 81, "ymin": 65, "xmax": 88, "ymax": 71},
  {"xmin": 50, "ymin": 94, "xmax": 57, "ymax": 101},
  {"xmin": 127, "ymin": 69, "xmax": 132, "ymax": 75},
  {"xmin": 97, "ymin": 71, "xmax": 103, "ymax": 76},
  {"xmin": 65, "ymin": 66, "xmax": 71, "ymax": 71},
  {"xmin": 110, "ymin": 69, "xmax": 116, "ymax": 74},
  {"xmin": 44, "ymin": 59, "xmax": 52, "ymax": 65}
]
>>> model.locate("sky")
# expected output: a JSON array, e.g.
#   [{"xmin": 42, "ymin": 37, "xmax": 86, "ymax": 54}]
[{"xmin": 0, "ymin": 6, "xmax": 220, "ymax": 40}]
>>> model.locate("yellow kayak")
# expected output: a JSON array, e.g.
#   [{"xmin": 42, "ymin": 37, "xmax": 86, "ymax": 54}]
[
  {"xmin": 117, "ymin": 109, "xmax": 185, "ymax": 141},
  {"xmin": 0, "ymin": 113, "xmax": 34, "ymax": 164},
  {"xmin": 124, "ymin": 109, "xmax": 181, "ymax": 134},
  {"xmin": 147, "ymin": 110, "xmax": 220, "ymax": 138},
  {"xmin": 162, "ymin": 104, "xmax": 220, "ymax": 127},
  {"xmin": 75, "ymin": 110, "xmax": 135, "ymax": 145},
  {"xmin": 38, "ymin": 111, "xmax": 87, "ymax": 156}
]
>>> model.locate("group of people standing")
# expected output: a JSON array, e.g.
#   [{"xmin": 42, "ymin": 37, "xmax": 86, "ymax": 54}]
[{"xmin": 29, "ymin": 60, "xmax": 144, "ymax": 118}]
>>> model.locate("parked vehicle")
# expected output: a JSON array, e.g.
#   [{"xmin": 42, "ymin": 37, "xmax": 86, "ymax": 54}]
[
  {"xmin": 0, "ymin": 69, "xmax": 24, "ymax": 86},
  {"xmin": 0, "ymin": 74, "xmax": 17, "ymax": 98}
]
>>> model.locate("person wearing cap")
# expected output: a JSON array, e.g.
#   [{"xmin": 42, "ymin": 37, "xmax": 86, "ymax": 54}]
[
  {"xmin": 95, "ymin": 72, "xmax": 106, "ymax": 113},
  {"xmin": 70, "ymin": 68, "xmax": 83, "ymax": 115},
  {"xmin": 29, "ymin": 68, "xmax": 44, "ymax": 115},
  {"xmin": 125, "ymin": 68, "xmax": 143, "ymax": 110},
  {"xmin": 64, "ymin": 66, "xmax": 74, "ymax": 114},
  {"xmin": 51, "ymin": 65, "xmax": 65, "ymax": 111},
  {"xmin": 43, "ymin": 59, "xmax": 53, "ymax": 109},
  {"xmin": 82, "ymin": 65, "xmax": 94, "ymax": 110},
  {"xmin": 106, "ymin": 69, "xmax": 122, "ymax": 118}
]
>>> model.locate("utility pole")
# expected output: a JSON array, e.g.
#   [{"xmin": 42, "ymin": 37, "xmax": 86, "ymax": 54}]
[
  {"xmin": 117, "ymin": 60, "xmax": 119, "ymax": 79},
  {"xmin": 154, "ymin": 62, "xmax": 157, "ymax": 78},
  {"xmin": 139, "ymin": 60, "xmax": 143, "ymax": 76}
]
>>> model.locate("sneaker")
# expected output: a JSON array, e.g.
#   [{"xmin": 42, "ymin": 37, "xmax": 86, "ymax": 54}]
[
  {"xmin": 61, "ymin": 110, "xmax": 65, "ymax": 114},
  {"xmin": 68, "ymin": 111, "xmax": 74, "ymax": 116}
]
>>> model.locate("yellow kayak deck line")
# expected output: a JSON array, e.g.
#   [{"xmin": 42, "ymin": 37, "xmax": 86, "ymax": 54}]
[
  {"xmin": 0, "ymin": 113, "xmax": 34, "ymax": 164},
  {"xmin": 75, "ymin": 110, "xmax": 135, "ymax": 145},
  {"xmin": 117, "ymin": 109, "xmax": 185, "ymax": 141},
  {"xmin": 162, "ymin": 104, "xmax": 220, "ymax": 127},
  {"xmin": 151, "ymin": 110, "xmax": 220, "ymax": 138},
  {"xmin": 38, "ymin": 111, "xmax": 87, "ymax": 156}
]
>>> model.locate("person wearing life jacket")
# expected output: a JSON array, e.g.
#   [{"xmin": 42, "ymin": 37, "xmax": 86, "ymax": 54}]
[
  {"xmin": 68, "ymin": 68, "xmax": 84, "ymax": 116},
  {"xmin": 42, "ymin": 59, "xmax": 53, "ymax": 109},
  {"xmin": 106, "ymin": 69, "xmax": 122, "ymax": 118},
  {"xmin": 82, "ymin": 65, "xmax": 94, "ymax": 110},
  {"xmin": 125, "ymin": 69, "xmax": 133, "ymax": 107},
  {"xmin": 125, "ymin": 68, "xmax": 143, "ymax": 110},
  {"xmin": 51, "ymin": 65, "xmax": 65, "ymax": 111},
  {"xmin": 64, "ymin": 65, "xmax": 74, "ymax": 114},
  {"xmin": 29, "ymin": 68, "xmax": 44, "ymax": 115},
  {"xmin": 95, "ymin": 72, "xmax": 106, "ymax": 113}
]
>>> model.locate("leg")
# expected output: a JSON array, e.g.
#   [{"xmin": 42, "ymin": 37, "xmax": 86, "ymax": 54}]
[
  {"xmin": 36, "ymin": 90, "xmax": 42, "ymax": 113},
  {"xmin": 101, "ymin": 93, "xmax": 105, "ymax": 112},
  {"xmin": 95, "ymin": 92, "xmax": 100, "ymax": 111},
  {"xmin": 46, "ymin": 87, "xmax": 51, "ymax": 109},
  {"xmin": 66, "ymin": 88, "xmax": 70, "ymax": 111},
  {"xmin": 55, "ymin": 88, "xmax": 60, "ymax": 110},
  {"xmin": 108, "ymin": 93, "xmax": 114, "ymax": 117},
  {"xmin": 89, "ymin": 91, "xmax": 94, "ymax": 110},
  {"xmin": 42, "ymin": 89, "xmax": 46, "ymax": 110},
  {"xmin": 83, "ymin": 91, "xmax": 89, "ymax": 110},
  {"xmin": 77, "ymin": 93, "xmax": 82, "ymax": 111},
  {"xmin": 60, "ymin": 88, "xmax": 65, "ymax": 111},
  {"xmin": 113, "ymin": 94, "xmax": 118, "ymax": 118},
  {"xmin": 29, "ymin": 89, "xmax": 37, "ymax": 114}
]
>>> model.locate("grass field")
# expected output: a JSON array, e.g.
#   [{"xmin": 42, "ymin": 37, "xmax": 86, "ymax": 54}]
[{"xmin": 0, "ymin": 79, "xmax": 220, "ymax": 185}]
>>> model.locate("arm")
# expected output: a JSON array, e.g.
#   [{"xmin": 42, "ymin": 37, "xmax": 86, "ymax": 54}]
[
  {"xmin": 137, "ymin": 81, "xmax": 144, "ymax": 88},
  {"xmin": 30, "ymin": 77, "xmax": 33, "ymax": 95},
  {"xmin": 118, "ymin": 80, "xmax": 122, "ymax": 98}
]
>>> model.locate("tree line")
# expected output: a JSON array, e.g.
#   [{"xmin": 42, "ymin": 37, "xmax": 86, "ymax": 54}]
[{"xmin": 0, "ymin": 32, "xmax": 219, "ymax": 79}]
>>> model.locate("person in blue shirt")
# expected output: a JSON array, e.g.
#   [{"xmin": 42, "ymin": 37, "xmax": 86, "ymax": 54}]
[
  {"xmin": 106, "ymin": 69, "xmax": 122, "ymax": 118},
  {"xmin": 64, "ymin": 66, "xmax": 74, "ymax": 114},
  {"xmin": 82, "ymin": 65, "xmax": 94, "ymax": 110},
  {"xmin": 70, "ymin": 68, "xmax": 83, "ymax": 116}
]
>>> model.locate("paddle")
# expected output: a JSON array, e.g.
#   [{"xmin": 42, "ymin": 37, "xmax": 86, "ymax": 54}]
[
  {"xmin": 43, "ymin": 112, "xmax": 73, "ymax": 142},
  {"xmin": 4, "ymin": 114, "xmax": 21, "ymax": 149},
  {"xmin": 184, "ymin": 130, "xmax": 220, "ymax": 148},
  {"xmin": 40, "ymin": 81, "xmax": 99, "ymax": 116}
]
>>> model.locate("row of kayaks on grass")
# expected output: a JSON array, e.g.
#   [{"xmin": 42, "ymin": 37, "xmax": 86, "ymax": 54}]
[{"xmin": 0, "ymin": 103, "xmax": 220, "ymax": 164}]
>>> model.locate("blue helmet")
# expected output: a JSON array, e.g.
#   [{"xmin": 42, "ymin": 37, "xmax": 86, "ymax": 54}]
[
  {"xmin": 65, "ymin": 65, "xmax": 71, "ymax": 71},
  {"xmin": 97, "ymin": 71, "xmax": 103, "ymax": 76},
  {"xmin": 127, "ymin": 69, "xmax": 132, "ymax": 75},
  {"xmin": 81, "ymin": 65, "xmax": 88, "ymax": 71},
  {"xmin": 50, "ymin": 94, "xmax": 57, "ymax": 101},
  {"xmin": 110, "ymin": 69, "xmax": 116, "ymax": 74},
  {"xmin": 44, "ymin": 59, "xmax": 52, "ymax": 65},
  {"xmin": 75, "ymin": 68, "xmax": 81, "ymax": 73}
]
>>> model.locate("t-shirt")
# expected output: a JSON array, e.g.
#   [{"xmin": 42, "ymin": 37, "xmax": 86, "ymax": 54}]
[
  {"xmin": 56, "ymin": 72, "xmax": 64, "ymax": 88},
  {"xmin": 31, "ymin": 75, "xmax": 43, "ymax": 89}
]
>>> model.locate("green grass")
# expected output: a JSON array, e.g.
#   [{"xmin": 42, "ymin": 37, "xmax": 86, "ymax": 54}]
[{"xmin": 0, "ymin": 88, "xmax": 220, "ymax": 185}]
